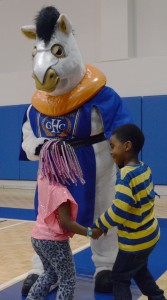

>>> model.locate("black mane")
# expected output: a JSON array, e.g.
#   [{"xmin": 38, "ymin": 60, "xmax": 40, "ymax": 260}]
[{"xmin": 34, "ymin": 6, "xmax": 60, "ymax": 43}]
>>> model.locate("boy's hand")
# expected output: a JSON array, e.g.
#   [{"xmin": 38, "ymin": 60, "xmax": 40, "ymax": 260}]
[{"xmin": 91, "ymin": 228, "xmax": 104, "ymax": 239}]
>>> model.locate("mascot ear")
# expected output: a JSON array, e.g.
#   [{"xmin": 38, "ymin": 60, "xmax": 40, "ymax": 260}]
[
  {"xmin": 21, "ymin": 25, "xmax": 36, "ymax": 40},
  {"xmin": 57, "ymin": 14, "xmax": 72, "ymax": 35}
]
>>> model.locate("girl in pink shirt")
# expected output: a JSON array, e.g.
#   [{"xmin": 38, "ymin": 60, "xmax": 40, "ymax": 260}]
[{"xmin": 26, "ymin": 140, "xmax": 102, "ymax": 300}]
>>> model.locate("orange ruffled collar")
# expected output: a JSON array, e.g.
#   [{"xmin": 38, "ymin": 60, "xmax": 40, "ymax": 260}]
[{"xmin": 31, "ymin": 64, "xmax": 106, "ymax": 117}]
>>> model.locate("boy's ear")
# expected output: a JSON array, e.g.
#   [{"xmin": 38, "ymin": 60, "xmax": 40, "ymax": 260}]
[{"xmin": 124, "ymin": 140, "xmax": 132, "ymax": 151}]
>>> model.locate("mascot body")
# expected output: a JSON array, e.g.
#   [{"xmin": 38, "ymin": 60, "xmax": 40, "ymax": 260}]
[{"xmin": 21, "ymin": 6, "xmax": 132, "ymax": 294}]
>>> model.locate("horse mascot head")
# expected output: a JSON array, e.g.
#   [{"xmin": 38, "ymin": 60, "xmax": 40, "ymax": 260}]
[
  {"xmin": 21, "ymin": 6, "xmax": 105, "ymax": 116},
  {"xmin": 22, "ymin": 6, "xmax": 86, "ymax": 94}
]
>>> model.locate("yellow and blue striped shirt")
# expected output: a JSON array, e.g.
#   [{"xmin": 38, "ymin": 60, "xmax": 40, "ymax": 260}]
[{"xmin": 95, "ymin": 162, "xmax": 160, "ymax": 253}]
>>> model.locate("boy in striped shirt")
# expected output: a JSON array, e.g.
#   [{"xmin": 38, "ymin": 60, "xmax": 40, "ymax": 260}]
[{"xmin": 92, "ymin": 124, "xmax": 166, "ymax": 300}]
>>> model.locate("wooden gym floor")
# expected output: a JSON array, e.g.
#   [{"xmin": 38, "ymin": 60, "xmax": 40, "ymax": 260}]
[{"xmin": 0, "ymin": 182, "xmax": 167, "ymax": 298}]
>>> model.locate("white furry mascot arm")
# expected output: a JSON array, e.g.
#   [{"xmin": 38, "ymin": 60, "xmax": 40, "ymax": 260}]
[{"xmin": 22, "ymin": 106, "xmax": 47, "ymax": 160}]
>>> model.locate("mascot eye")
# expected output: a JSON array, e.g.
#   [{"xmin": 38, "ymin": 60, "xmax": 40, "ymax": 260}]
[
  {"xmin": 51, "ymin": 44, "xmax": 65, "ymax": 58},
  {"xmin": 32, "ymin": 46, "xmax": 37, "ymax": 58}
]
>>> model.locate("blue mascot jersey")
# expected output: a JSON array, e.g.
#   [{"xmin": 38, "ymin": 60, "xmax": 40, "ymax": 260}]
[{"xmin": 20, "ymin": 86, "xmax": 132, "ymax": 226}]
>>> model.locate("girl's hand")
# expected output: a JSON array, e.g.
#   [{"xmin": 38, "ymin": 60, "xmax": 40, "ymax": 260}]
[{"xmin": 91, "ymin": 228, "xmax": 104, "ymax": 239}]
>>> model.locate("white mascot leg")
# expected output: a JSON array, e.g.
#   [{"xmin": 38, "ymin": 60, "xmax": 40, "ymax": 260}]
[
  {"xmin": 90, "ymin": 109, "xmax": 118, "ymax": 293},
  {"xmin": 31, "ymin": 253, "xmax": 43, "ymax": 275},
  {"xmin": 91, "ymin": 153, "xmax": 118, "ymax": 292},
  {"xmin": 21, "ymin": 253, "xmax": 43, "ymax": 296},
  {"xmin": 22, "ymin": 253, "xmax": 58, "ymax": 296}
]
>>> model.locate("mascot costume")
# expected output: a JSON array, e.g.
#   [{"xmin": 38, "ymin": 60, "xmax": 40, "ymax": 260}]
[{"xmin": 20, "ymin": 6, "xmax": 132, "ymax": 295}]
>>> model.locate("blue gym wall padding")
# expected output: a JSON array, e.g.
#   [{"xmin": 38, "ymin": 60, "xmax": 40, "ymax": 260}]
[
  {"xmin": 142, "ymin": 95, "xmax": 167, "ymax": 184},
  {"xmin": 0, "ymin": 104, "xmax": 38, "ymax": 180},
  {"xmin": 0, "ymin": 105, "xmax": 20, "ymax": 179},
  {"xmin": 123, "ymin": 96, "xmax": 142, "ymax": 129}
]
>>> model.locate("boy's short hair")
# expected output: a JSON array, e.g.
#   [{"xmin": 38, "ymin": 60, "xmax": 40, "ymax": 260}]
[{"xmin": 112, "ymin": 124, "xmax": 145, "ymax": 154}]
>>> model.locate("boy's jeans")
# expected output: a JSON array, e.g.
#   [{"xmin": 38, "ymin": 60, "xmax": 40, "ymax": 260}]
[{"xmin": 112, "ymin": 246, "xmax": 166, "ymax": 300}]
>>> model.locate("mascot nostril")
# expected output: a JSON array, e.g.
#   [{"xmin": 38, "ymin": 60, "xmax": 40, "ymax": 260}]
[
  {"xmin": 33, "ymin": 69, "xmax": 59, "ymax": 93},
  {"xmin": 49, "ymin": 71, "xmax": 55, "ymax": 79},
  {"xmin": 20, "ymin": 5, "xmax": 132, "ymax": 295},
  {"xmin": 42, "ymin": 69, "xmax": 60, "ymax": 93}
]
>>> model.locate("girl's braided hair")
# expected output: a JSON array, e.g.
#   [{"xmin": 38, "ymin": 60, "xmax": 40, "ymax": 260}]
[{"xmin": 39, "ymin": 139, "xmax": 85, "ymax": 186}]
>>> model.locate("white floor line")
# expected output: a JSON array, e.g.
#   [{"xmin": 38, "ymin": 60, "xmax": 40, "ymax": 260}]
[
  {"xmin": 0, "ymin": 220, "xmax": 28, "ymax": 230},
  {"xmin": 0, "ymin": 272, "xmax": 29, "ymax": 291},
  {"xmin": 0, "ymin": 180, "xmax": 36, "ymax": 190},
  {"xmin": 72, "ymin": 243, "xmax": 90, "ymax": 254},
  {"xmin": 0, "ymin": 243, "xmax": 90, "ymax": 291},
  {"xmin": 155, "ymin": 185, "xmax": 167, "ymax": 195}
]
